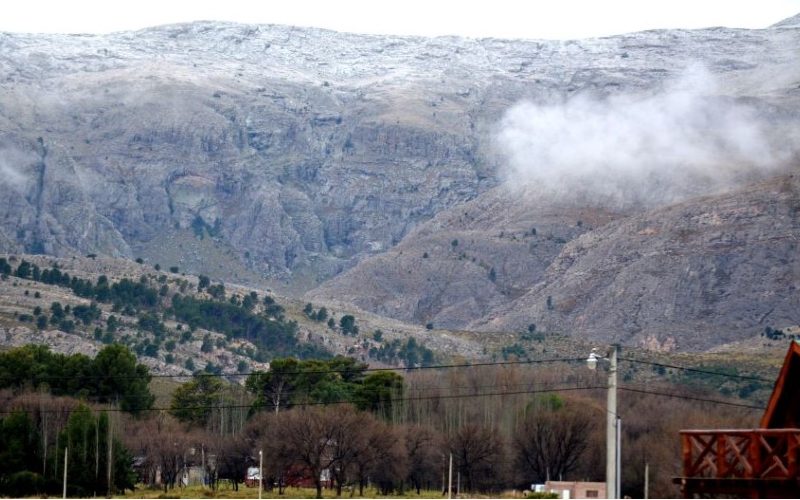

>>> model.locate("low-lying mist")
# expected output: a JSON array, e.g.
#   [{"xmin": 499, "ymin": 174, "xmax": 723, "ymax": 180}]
[
  {"xmin": 0, "ymin": 146, "xmax": 32, "ymax": 193},
  {"xmin": 496, "ymin": 65, "xmax": 798, "ymax": 209}
]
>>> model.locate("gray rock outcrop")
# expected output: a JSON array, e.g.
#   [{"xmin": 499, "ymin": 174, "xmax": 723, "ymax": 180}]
[
  {"xmin": 1, "ymin": 17, "xmax": 800, "ymax": 351},
  {"xmin": 1, "ymin": 20, "xmax": 797, "ymax": 287}
]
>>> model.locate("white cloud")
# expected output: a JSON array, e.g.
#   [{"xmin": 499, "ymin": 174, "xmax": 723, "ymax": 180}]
[
  {"xmin": 495, "ymin": 65, "xmax": 797, "ymax": 208},
  {"xmin": 0, "ymin": 147, "xmax": 32, "ymax": 192}
]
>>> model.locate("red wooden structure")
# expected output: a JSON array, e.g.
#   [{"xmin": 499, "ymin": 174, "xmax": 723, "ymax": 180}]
[{"xmin": 676, "ymin": 342, "xmax": 800, "ymax": 498}]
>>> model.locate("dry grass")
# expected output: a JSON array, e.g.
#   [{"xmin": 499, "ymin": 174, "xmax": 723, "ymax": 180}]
[
  {"xmin": 149, "ymin": 377, "xmax": 183, "ymax": 408},
  {"xmin": 119, "ymin": 484, "xmax": 447, "ymax": 499}
]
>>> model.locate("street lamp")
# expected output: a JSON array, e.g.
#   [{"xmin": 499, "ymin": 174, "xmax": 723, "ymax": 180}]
[{"xmin": 586, "ymin": 345, "xmax": 620, "ymax": 499}]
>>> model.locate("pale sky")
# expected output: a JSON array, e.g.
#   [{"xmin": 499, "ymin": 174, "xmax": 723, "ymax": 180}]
[{"xmin": 3, "ymin": 0, "xmax": 800, "ymax": 40}]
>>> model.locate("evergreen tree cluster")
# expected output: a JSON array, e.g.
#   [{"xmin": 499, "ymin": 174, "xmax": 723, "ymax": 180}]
[
  {"xmin": 9, "ymin": 259, "xmax": 157, "ymax": 312},
  {"xmin": 0, "ymin": 406, "xmax": 135, "ymax": 497},
  {"xmin": 3, "ymin": 258, "xmax": 329, "ymax": 361},
  {"xmin": 244, "ymin": 357, "xmax": 404, "ymax": 417},
  {"xmin": 0, "ymin": 344, "xmax": 154, "ymax": 414},
  {"xmin": 339, "ymin": 314, "xmax": 358, "ymax": 335},
  {"xmin": 303, "ymin": 302, "xmax": 329, "ymax": 322},
  {"xmin": 369, "ymin": 337, "xmax": 435, "ymax": 367},
  {"xmin": 169, "ymin": 294, "xmax": 306, "ymax": 359}
]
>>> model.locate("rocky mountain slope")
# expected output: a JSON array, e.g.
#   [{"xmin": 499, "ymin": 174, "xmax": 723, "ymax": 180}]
[
  {"xmin": 309, "ymin": 174, "xmax": 800, "ymax": 351},
  {"xmin": 307, "ymin": 186, "xmax": 622, "ymax": 329},
  {"xmin": 1, "ymin": 17, "xmax": 800, "ymax": 352},
  {"xmin": 1, "ymin": 20, "xmax": 799, "ymax": 285},
  {"xmin": 472, "ymin": 175, "xmax": 800, "ymax": 350},
  {"xmin": 0, "ymin": 254, "xmax": 489, "ymax": 375}
]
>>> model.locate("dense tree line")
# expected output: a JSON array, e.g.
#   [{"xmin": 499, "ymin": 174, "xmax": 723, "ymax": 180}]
[
  {"xmin": 0, "ymin": 344, "xmax": 154, "ymax": 414},
  {"xmin": 0, "ymin": 344, "xmax": 149, "ymax": 497},
  {"xmin": 243, "ymin": 357, "xmax": 404, "ymax": 416},
  {"xmin": 0, "ymin": 352, "xmax": 759, "ymax": 498},
  {"xmin": 0, "ymin": 394, "xmax": 137, "ymax": 497}
]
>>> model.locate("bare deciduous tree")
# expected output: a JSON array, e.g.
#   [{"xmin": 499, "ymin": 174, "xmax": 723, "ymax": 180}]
[
  {"xmin": 209, "ymin": 433, "xmax": 251, "ymax": 492},
  {"xmin": 327, "ymin": 406, "xmax": 371, "ymax": 496},
  {"xmin": 364, "ymin": 420, "xmax": 408, "ymax": 495},
  {"xmin": 449, "ymin": 423, "xmax": 505, "ymax": 493},
  {"xmin": 405, "ymin": 424, "xmax": 442, "ymax": 494},
  {"xmin": 123, "ymin": 414, "xmax": 195, "ymax": 493},
  {"xmin": 513, "ymin": 398, "xmax": 594, "ymax": 485},
  {"xmin": 269, "ymin": 407, "xmax": 338, "ymax": 499}
]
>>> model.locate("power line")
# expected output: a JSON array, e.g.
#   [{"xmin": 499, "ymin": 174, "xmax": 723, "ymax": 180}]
[
  {"xmin": 0, "ymin": 353, "xmax": 776, "ymax": 410},
  {"xmin": 0, "ymin": 356, "xmax": 587, "ymax": 382},
  {"xmin": 10, "ymin": 354, "xmax": 771, "ymax": 387},
  {"xmin": 1, "ymin": 380, "xmax": 768, "ymax": 416},
  {"xmin": 620, "ymin": 357, "xmax": 774, "ymax": 383},
  {"xmin": 618, "ymin": 386, "xmax": 765, "ymax": 411},
  {"xmin": 0, "ymin": 383, "xmax": 607, "ymax": 415}
]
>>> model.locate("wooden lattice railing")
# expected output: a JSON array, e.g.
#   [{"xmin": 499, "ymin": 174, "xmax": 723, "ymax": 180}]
[{"xmin": 681, "ymin": 429, "xmax": 800, "ymax": 480}]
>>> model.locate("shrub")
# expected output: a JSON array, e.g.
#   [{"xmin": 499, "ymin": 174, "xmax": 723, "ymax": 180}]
[
  {"xmin": 339, "ymin": 315, "xmax": 357, "ymax": 335},
  {"xmin": 201, "ymin": 335, "xmax": 213, "ymax": 353},
  {"xmin": 198, "ymin": 275, "xmax": 210, "ymax": 290},
  {"xmin": 3, "ymin": 471, "xmax": 45, "ymax": 498}
]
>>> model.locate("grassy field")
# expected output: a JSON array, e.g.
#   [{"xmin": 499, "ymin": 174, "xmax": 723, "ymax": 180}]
[{"xmin": 117, "ymin": 484, "xmax": 531, "ymax": 499}]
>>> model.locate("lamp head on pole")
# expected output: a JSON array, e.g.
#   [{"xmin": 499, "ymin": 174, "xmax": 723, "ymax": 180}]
[{"xmin": 586, "ymin": 350, "xmax": 598, "ymax": 370}]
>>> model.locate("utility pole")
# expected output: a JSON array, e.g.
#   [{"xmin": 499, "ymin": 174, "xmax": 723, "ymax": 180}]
[
  {"xmin": 616, "ymin": 416, "xmax": 622, "ymax": 498},
  {"xmin": 258, "ymin": 449, "xmax": 263, "ymax": 500},
  {"xmin": 607, "ymin": 345, "xmax": 618, "ymax": 500},
  {"xmin": 95, "ymin": 419, "xmax": 100, "ymax": 491},
  {"xmin": 107, "ymin": 413, "xmax": 113, "ymax": 498},
  {"xmin": 448, "ymin": 453, "xmax": 453, "ymax": 500},
  {"xmin": 441, "ymin": 455, "xmax": 446, "ymax": 495},
  {"xmin": 63, "ymin": 447, "xmax": 68, "ymax": 499}
]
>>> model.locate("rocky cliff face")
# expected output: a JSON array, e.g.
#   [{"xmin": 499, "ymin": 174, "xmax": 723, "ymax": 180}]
[
  {"xmin": 1, "ymin": 19, "xmax": 799, "ymax": 350},
  {"xmin": 1, "ymin": 21, "xmax": 798, "ymax": 284}
]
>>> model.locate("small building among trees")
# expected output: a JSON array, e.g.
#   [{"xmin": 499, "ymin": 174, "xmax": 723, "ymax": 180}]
[{"xmin": 544, "ymin": 480, "xmax": 606, "ymax": 499}]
